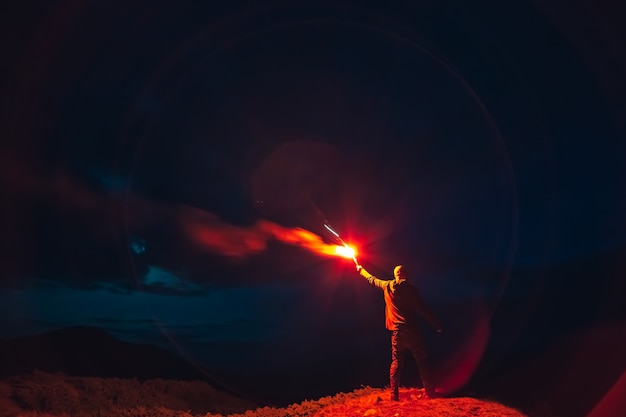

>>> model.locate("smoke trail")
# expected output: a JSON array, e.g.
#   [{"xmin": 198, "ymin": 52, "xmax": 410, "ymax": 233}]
[
  {"xmin": 256, "ymin": 220, "xmax": 344, "ymax": 257},
  {"xmin": 178, "ymin": 208, "xmax": 346, "ymax": 259},
  {"xmin": 173, "ymin": 206, "xmax": 269, "ymax": 257},
  {"xmin": 2, "ymin": 151, "xmax": 347, "ymax": 263}
]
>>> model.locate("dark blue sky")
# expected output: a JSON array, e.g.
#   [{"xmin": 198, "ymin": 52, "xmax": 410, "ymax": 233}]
[{"xmin": 2, "ymin": 0, "xmax": 625, "ymax": 408}]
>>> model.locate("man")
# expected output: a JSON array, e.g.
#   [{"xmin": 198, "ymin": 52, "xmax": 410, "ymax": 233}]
[{"xmin": 356, "ymin": 263, "xmax": 443, "ymax": 401}]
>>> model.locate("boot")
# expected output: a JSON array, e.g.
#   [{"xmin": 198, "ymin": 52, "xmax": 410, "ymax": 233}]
[
  {"xmin": 391, "ymin": 386, "xmax": 399, "ymax": 402},
  {"xmin": 422, "ymin": 381, "xmax": 439, "ymax": 399}
]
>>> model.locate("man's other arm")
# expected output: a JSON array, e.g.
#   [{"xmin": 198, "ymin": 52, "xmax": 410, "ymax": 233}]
[{"xmin": 409, "ymin": 285, "xmax": 444, "ymax": 332}]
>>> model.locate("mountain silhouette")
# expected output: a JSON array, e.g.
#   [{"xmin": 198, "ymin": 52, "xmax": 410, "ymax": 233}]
[{"xmin": 0, "ymin": 326, "xmax": 218, "ymax": 383}]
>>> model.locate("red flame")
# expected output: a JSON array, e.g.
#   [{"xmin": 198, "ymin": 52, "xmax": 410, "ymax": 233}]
[
  {"xmin": 257, "ymin": 220, "xmax": 357, "ymax": 260},
  {"xmin": 334, "ymin": 244, "xmax": 357, "ymax": 259}
]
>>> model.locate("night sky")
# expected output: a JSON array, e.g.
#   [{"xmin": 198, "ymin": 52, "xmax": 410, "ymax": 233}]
[{"xmin": 2, "ymin": 0, "xmax": 626, "ymax": 411}]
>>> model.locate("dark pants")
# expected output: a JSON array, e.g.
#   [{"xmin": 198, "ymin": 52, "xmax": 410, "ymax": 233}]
[{"xmin": 390, "ymin": 328, "xmax": 434, "ymax": 395}]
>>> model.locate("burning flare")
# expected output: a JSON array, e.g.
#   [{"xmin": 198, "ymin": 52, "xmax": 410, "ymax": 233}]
[{"xmin": 334, "ymin": 244, "xmax": 356, "ymax": 260}]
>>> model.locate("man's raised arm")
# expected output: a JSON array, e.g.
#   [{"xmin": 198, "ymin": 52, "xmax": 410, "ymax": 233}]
[{"xmin": 356, "ymin": 264, "xmax": 389, "ymax": 289}]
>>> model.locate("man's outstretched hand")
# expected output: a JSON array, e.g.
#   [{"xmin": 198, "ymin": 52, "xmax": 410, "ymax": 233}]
[{"xmin": 356, "ymin": 264, "xmax": 363, "ymax": 272}]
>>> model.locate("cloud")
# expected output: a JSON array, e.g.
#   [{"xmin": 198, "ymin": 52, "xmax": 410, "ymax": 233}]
[
  {"xmin": 139, "ymin": 266, "xmax": 206, "ymax": 295},
  {"xmin": 88, "ymin": 317, "xmax": 168, "ymax": 325}
]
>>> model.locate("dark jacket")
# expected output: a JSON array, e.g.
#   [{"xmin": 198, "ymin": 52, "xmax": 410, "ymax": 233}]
[{"xmin": 360, "ymin": 268, "xmax": 441, "ymax": 331}]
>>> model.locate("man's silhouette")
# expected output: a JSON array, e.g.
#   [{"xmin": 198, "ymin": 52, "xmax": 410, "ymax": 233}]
[{"xmin": 356, "ymin": 263, "xmax": 443, "ymax": 401}]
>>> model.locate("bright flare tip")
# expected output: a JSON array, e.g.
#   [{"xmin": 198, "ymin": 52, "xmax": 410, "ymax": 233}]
[{"xmin": 334, "ymin": 245, "xmax": 357, "ymax": 259}]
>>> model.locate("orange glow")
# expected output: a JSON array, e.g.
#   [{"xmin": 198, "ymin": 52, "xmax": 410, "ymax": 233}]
[{"xmin": 334, "ymin": 245, "xmax": 356, "ymax": 259}]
